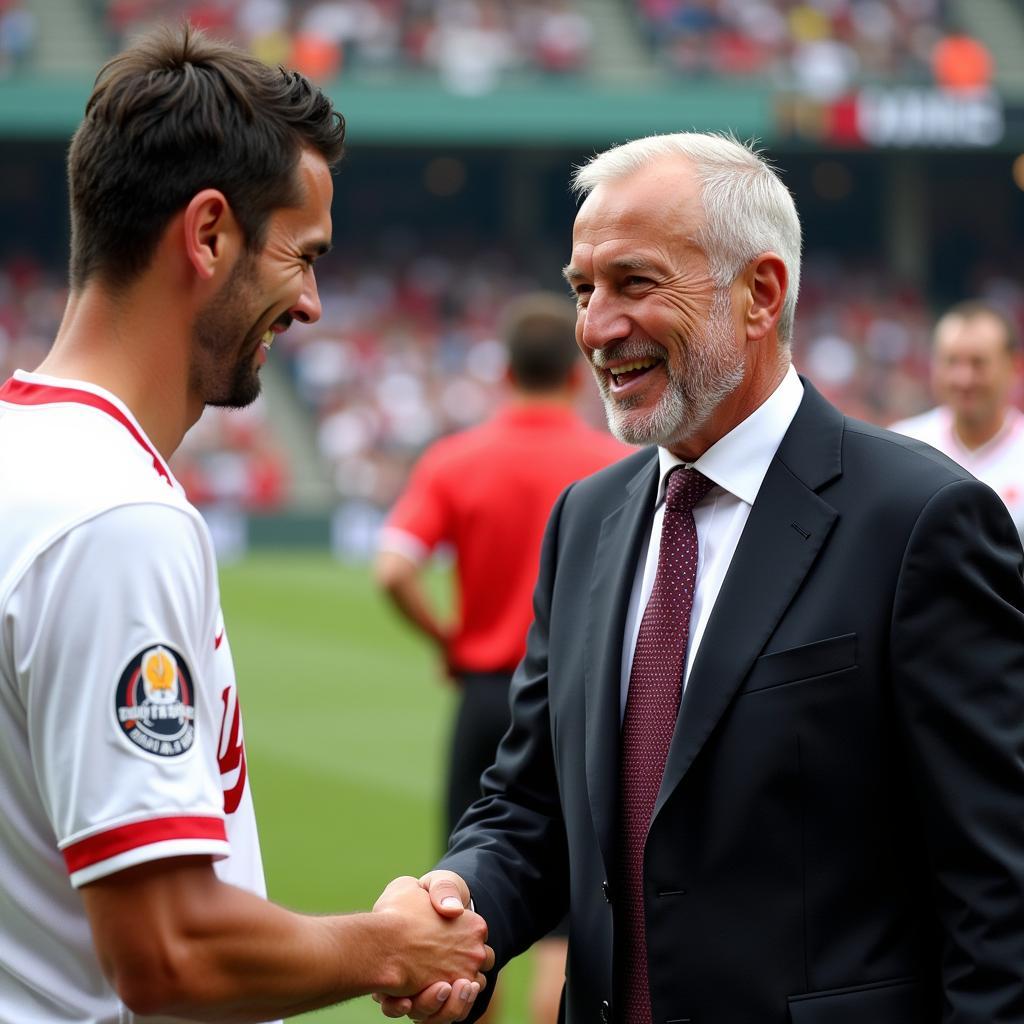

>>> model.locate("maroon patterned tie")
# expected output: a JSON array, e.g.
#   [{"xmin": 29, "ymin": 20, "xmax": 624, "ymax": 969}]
[{"xmin": 616, "ymin": 467, "xmax": 714, "ymax": 1023}]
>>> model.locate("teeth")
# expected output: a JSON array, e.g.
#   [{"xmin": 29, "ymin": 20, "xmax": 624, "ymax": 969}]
[
  {"xmin": 261, "ymin": 329, "xmax": 274, "ymax": 349},
  {"xmin": 612, "ymin": 359, "xmax": 658, "ymax": 374}
]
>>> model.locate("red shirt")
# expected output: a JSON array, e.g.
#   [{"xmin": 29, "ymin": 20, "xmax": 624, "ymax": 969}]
[{"xmin": 383, "ymin": 404, "xmax": 628, "ymax": 673}]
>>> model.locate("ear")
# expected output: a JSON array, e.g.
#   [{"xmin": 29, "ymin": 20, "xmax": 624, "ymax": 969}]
[
  {"xmin": 182, "ymin": 189, "xmax": 242, "ymax": 281},
  {"xmin": 744, "ymin": 252, "xmax": 787, "ymax": 343}
]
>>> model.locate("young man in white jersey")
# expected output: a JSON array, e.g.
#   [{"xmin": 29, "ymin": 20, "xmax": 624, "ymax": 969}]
[
  {"xmin": 891, "ymin": 300, "xmax": 1024, "ymax": 539},
  {"xmin": 0, "ymin": 24, "xmax": 490, "ymax": 1024}
]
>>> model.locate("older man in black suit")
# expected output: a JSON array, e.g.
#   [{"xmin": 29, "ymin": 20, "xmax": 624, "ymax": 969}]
[{"xmin": 380, "ymin": 133, "xmax": 1024, "ymax": 1024}]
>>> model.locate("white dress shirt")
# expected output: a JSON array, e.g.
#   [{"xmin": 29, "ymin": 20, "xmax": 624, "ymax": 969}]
[{"xmin": 620, "ymin": 365, "xmax": 805, "ymax": 718}]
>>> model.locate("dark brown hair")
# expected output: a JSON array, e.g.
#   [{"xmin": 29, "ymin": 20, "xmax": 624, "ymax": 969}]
[
  {"xmin": 938, "ymin": 299, "xmax": 1021, "ymax": 353},
  {"xmin": 67, "ymin": 23, "xmax": 346, "ymax": 289},
  {"xmin": 501, "ymin": 292, "xmax": 582, "ymax": 392}
]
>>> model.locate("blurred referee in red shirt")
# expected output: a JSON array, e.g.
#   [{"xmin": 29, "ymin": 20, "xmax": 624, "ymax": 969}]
[{"xmin": 375, "ymin": 292, "xmax": 627, "ymax": 1024}]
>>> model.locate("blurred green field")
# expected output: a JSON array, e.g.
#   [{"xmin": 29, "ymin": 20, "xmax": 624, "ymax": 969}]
[{"xmin": 219, "ymin": 552, "xmax": 532, "ymax": 1024}]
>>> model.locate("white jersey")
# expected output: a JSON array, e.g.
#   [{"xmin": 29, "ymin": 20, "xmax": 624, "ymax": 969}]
[
  {"xmin": 890, "ymin": 404, "xmax": 1024, "ymax": 539},
  {"xmin": 0, "ymin": 370, "xmax": 270, "ymax": 1023}
]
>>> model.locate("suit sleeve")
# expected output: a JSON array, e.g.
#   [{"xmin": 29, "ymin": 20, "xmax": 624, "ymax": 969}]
[
  {"xmin": 891, "ymin": 477, "xmax": 1024, "ymax": 1021},
  {"xmin": 438, "ymin": 486, "xmax": 571, "ymax": 974}
]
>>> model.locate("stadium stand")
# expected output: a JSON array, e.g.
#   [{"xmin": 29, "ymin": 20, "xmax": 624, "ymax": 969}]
[
  {"xmin": 93, "ymin": 0, "xmax": 592, "ymax": 87},
  {"xmin": 631, "ymin": 0, "xmax": 950, "ymax": 92}
]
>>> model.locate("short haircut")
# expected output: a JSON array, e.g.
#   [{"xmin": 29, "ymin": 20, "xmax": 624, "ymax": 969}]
[
  {"xmin": 67, "ymin": 22, "xmax": 346, "ymax": 290},
  {"xmin": 936, "ymin": 300, "xmax": 1020, "ymax": 353},
  {"xmin": 501, "ymin": 292, "xmax": 581, "ymax": 392},
  {"xmin": 571, "ymin": 132, "xmax": 802, "ymax": 348}
]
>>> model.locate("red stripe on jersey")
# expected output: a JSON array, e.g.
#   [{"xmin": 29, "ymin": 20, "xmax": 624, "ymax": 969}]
[
  {"xmin": 0, "ymin": 376, "xmax": 172, "ymax": 486},
  {"xmin": 62, "ymin": 815, "xmax": 227, "ymax": 874}
]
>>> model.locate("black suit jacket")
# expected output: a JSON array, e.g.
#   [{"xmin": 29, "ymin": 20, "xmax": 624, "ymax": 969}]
[{"xmin": 440, "ymin": 379, "xmax": 1024, "ymax": 1024}]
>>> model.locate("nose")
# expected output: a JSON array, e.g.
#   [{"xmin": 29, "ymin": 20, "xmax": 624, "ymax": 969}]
[
  {"xmin": 290, "ymin": 270, "xmax": 322, "ymax": 325},
  {"xmin": 947, "ymin": 361, "xmax": 975, "ymax": 390},
  {"xmin": 579, "ymin": 287, "xmax": 630, "ymax": 353}
]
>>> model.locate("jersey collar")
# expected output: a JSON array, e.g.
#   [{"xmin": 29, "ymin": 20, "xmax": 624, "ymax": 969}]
[{"xmin": 0, "ymin": 370, "xmax": 174, "ymax": 487}]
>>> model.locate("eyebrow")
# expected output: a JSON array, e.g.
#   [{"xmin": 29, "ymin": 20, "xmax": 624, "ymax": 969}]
[{"xmin": 562, "ymin": 256, "xmax": 661, "ymax": 285}]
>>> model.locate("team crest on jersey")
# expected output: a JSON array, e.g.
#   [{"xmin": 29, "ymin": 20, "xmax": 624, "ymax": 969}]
[{"xmin": 114, "ymin": 645, "xmax": 196, "ymax": 757}]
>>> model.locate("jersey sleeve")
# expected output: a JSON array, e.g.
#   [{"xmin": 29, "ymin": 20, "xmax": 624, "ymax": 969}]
[
  {"xmin": 10, "ymin": 502, "xmax": 230, "ymax": 887},
  {"xmin": 379, "ymin": 444, "xmax": 452, "ymax": 561}
]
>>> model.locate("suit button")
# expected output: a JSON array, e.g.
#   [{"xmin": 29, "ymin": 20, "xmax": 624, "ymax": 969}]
[
  {"xmin": 601, "ymin": 880, "xmax": 611, "ymax": 902},
  {"xmin": 599, "ymin": 999, "xmax": 611, "ymax": 1023}
]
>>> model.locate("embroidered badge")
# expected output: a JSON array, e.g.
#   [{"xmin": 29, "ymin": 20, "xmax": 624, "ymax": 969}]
[{"xmin": 114, "ymin": 645, "xmax": 196, "ymax": 757}]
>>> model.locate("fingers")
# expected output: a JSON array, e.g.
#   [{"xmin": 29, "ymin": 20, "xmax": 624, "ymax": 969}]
[
  {"xmin": 411, "ymin": 979, "xmax": 481, "ymax": 1024},
  {"xmin": 373, "ymin": 992, "xmax": 413, "ymax": 1018},
  {"xmin": 373, "ymin": 979, "xmax": 478, "ymax": 1023},
  {"xmin": 482, "ymin": 943, "xmax": 495, "ymax": 973},
  {"xmin": 418, "ymin": 870, "xmax": 471, "ymax": 919}
]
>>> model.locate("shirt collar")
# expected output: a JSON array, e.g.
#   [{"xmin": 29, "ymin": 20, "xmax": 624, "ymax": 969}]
[
  {"xmin": 5, "ymin": 369, "xmax": 176, "ymax": 487},
  {"xmin": 656, "ymin": 364, "xmax": 804, "ymax": 507}
]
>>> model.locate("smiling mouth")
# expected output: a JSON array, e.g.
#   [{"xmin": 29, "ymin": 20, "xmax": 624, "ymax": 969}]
[{"xmin": 607, "ymin": 357, "xmax": 663, "ymax": 388}]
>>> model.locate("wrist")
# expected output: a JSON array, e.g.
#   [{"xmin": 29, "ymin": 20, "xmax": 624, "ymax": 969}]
[{"xmin": 362, "ymin": 910, "xmax": 407, "ymax": 994}]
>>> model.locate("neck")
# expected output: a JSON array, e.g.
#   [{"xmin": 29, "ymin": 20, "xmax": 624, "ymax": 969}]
[
  {"xmin": 954, "ymin": 409, "xmax": 1008, "ymax": 451},
  {"xmin": 508, "ymin": 385, "xmax": 576, "ymax": 408},
  {"xmin": 35, "ymin": 278, "xmax": 199, "ymax": 459},
  {"xmin": 668, "ymin": 355, "xmax": 789, "ymax": 462}
]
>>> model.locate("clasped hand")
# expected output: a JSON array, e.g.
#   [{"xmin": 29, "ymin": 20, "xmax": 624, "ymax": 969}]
[{"xmin": 372, "ymin": 871, "xmax": 493, "ymax": 1022}]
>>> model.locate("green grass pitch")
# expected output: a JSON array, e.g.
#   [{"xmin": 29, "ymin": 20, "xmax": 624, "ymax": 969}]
[{"xmin": 220, "ymin": 552, "xmax": 533, "ymax": 1023}]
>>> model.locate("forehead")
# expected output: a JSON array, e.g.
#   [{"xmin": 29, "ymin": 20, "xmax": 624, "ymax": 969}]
[
  {"xmin": 570, "ymin": 156, "xmax": 706, "ymax": 269},
  {"xmin": 936, "ymin": 313, "xmax": 1009, "ymax": 359},
  {"xmin": 272, "ymin": 148, "xmax": 333, "ymax": 238}
]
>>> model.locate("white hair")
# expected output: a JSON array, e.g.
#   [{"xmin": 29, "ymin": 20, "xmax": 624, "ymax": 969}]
[{"xmin": 571, "ymin": 132, "xmax": 802, "ymax": 348}]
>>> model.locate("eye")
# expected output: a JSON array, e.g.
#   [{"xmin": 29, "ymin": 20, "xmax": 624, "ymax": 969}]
[
  {"xmin": 624, "ymin": 275, "xmax": 652, "ymax": 287},
  {"xmin": 573, "ymin": 284, "xmax": 593, "ymax": 308}
]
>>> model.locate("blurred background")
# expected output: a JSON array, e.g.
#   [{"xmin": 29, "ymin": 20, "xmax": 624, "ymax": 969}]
[{"xmin": 2, "ymin": 1, "xmax": 1023, "ymax": 1019}]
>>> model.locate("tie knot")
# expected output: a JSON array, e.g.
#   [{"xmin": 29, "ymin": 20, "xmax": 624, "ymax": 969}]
[{"xmin": 664, "ymin": 467, "xmax": 714, "ymax": 514}]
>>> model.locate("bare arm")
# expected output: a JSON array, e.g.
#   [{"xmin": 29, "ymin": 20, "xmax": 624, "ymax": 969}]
[
  {"xmin": 81, "ymin": 858, "xmax": 491, "ymax": 1022},
  {"xmin": 374, "ymin": 550, "xmax": 451, "ymax": 653}
]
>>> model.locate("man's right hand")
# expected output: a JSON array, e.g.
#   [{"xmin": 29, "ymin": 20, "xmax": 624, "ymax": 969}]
[
  {"xmin": 373, "ymin": 872, "xmax": 492, "ymax": 1022},
  {"xmin": 372, "ymin": 876, "xmax": 491, "ymax": 999}
]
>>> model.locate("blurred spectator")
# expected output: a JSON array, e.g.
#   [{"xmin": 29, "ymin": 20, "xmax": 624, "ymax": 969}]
[
  {"xmin": 931, "ymin": 32, "xmax": 993, "ymax": 92},
  {"xmin": 0, "ymin": 0, "xmax": 37, "ymax": 76}
]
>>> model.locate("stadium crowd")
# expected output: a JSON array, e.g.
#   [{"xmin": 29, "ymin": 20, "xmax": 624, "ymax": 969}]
[
  {"xmin": 12, "ymin": 0, "xmax": 985, "ymax": 93},
  {"xmin": 633, "ymin": 0, "xmax": 952, "ymax": 92},
  {"xmin": 99, "ymin": 0, "xmax": 591, "ymax": 88},
  {"xmin": 4, "ymin": 247, "xmax": 1022, "ymax": 513}
]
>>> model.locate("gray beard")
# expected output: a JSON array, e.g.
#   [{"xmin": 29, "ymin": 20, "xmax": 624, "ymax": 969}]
[{"xmin": 593, "ymin": 289, "xmax": 744, "ymax": 448}]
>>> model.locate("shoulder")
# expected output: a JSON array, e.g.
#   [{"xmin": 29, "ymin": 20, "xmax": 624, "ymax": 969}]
[
  {"xmin": 559, "ymin": 446, "xmax": 657, "ymax": 516},
  {"xmin": 842, "ymin": 416, "xmax": 971, "ymax": 490}
]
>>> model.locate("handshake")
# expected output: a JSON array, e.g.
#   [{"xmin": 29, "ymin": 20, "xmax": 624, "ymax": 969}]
[{"xmin": 371, "ymin": 870, "xmax": 493, "ymax": 1023}]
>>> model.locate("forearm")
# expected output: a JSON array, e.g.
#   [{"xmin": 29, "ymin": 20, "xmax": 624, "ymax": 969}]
[
  {"xmin": 84, "ymin": 861, "xmax": 486, "ymax": 1021},
  {"xmin": 376, "ymin": 552, "xmax": 449, "ymax": 649}
]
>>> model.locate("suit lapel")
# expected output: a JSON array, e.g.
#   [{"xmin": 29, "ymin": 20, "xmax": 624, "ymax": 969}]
[
  {"xmin": 585, "ymin": 453, "xmax": 659, "ymax": 872},
  {"xmin": 654, "ymin": 380, "xmax": 844, "ymax": 819}
]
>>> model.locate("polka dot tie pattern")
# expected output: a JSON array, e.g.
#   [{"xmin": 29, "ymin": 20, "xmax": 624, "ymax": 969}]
[{"xmin": 615, "ymin": 467, "xmax": 714, "ymax": 1024}]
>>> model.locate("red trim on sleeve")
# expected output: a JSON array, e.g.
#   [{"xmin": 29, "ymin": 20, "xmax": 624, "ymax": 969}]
[
  {"xmin": 62, "ymin": 815, "xmax": 227, "ymax": 874},
  {"xmin": 0, "ymin": 376, "xmax": 172, "ymax": 486}
]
